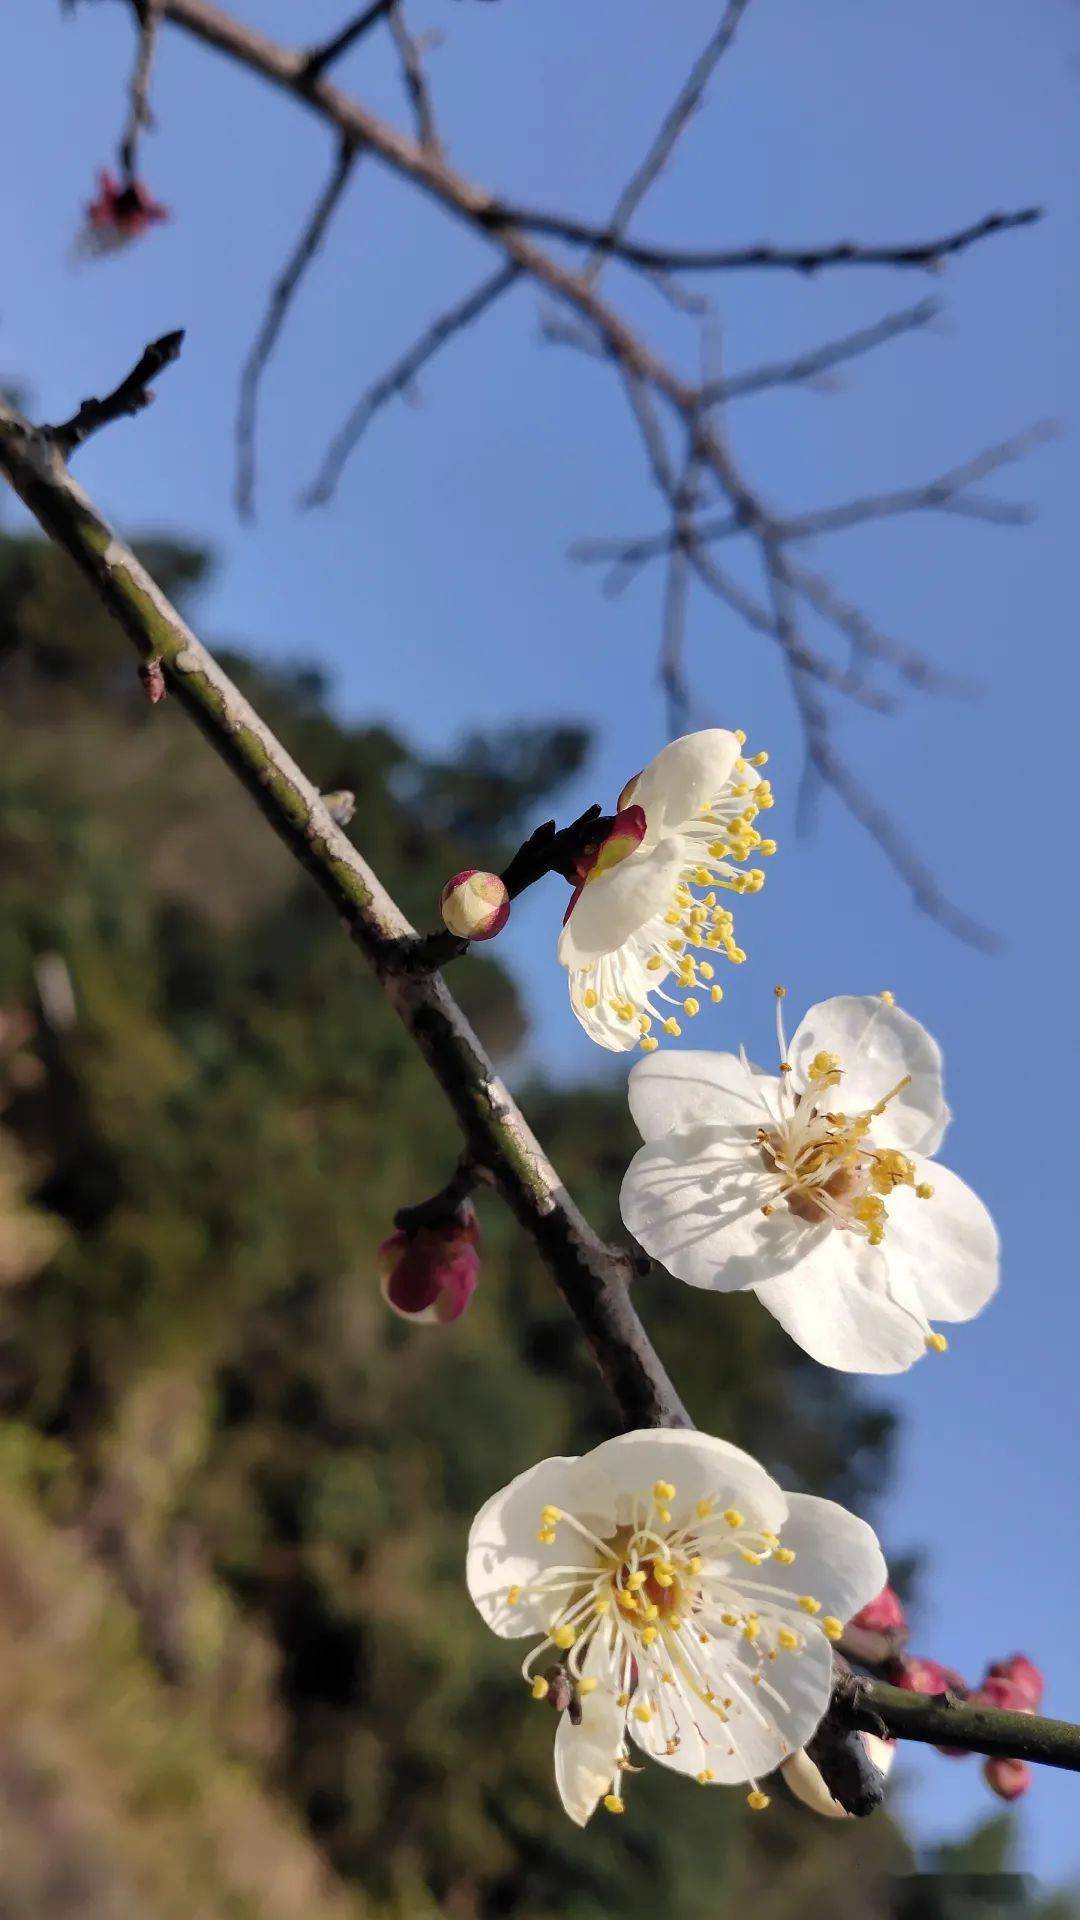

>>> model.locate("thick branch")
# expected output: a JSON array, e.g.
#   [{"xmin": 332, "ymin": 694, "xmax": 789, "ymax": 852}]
[
  {"xmin": 831, "ymin": 1670, "xmax": 1080, "ymax": 1775},
  {"xmin": 0, "ymin": 382, "xmax": 689, "ymax": 1435}
]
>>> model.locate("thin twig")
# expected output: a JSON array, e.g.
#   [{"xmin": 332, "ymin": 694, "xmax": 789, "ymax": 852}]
[
  {"xmin": 485, "ymin": 202, "xmax": 1043, "ymax": 277},
  {"xmin": 786, "ymin": 560, "xmax": 976, "ymax": 695},
  {"xmin": 387, "ymin": 1, "xmax": 439, "ymax": 152},
  {"xmin": 704, "ymin": 297, "xmax": 942, "ymax": 405},
  {"xmin": 235, "ymin": 137, "xmax": 359, "ymax": 519},
  {"xmin": 779, "ymin": 423, "xmax": 1057, "ymax": 540},
  {"xmin": 119, "ymin": 0, "xmax": 161, "ymax": 183},
  {"xmin": 304, "ymin": 263, "xmax": 519, "ymax": 505},
  {"xmin": 584, "ymin": 0, "xmax": 755, "ymax": 285},
  {"xmin": 302, "ymin": 0, "xmax": 393, "ymax": 82},
  {"xmin": 44, "ymin": 330, "xmax": 185, "ymax": 456}
]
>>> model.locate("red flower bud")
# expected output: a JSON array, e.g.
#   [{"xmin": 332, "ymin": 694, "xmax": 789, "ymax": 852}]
[
  {"xmin": 377, "ymin": 1208, "xmax": 479, "ymax": 1324},
  {"xmin": 439, "ymin": 870, "xmax": 511, "ymax": 941},
  {"xmin": 851, "ymin": 1585, "xmax": 908, "ymax": 1637},
  {"xmin": 138, "ymin": 658, "xmax": 167, "ymax": 705},
  {"xmin": 82, "ymin": 171, "xmax": 169, "ymax": 253},
  {"xmin": 985, "ymin": 1655, "xmax": 1044, "ymax": 1713},
  {"xmin": 892, "ymin": 1655, "xmax": 967, "ymax": 1698},
  {"xmin": 983, "ymin": 1756, "xmax": 1031, "ymax": 1802},
  {"xmin": 970, "ymin": 1674, "xmax": 1034, "ymax": 1715}
]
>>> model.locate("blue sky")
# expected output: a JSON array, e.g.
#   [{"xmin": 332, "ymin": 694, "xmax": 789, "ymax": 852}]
[{"xmin": 3, "ymin": 0, "xmax": 1078, "ymax": 1886}]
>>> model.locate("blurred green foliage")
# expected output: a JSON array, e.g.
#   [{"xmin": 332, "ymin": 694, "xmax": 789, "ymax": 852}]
[{"xmin": 0, "ymin": 526, "xmax": 1038, "ymax": 1919}]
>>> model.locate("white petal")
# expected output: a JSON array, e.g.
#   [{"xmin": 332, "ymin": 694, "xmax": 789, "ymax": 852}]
[
  {"xmin": 781, "ymin": 1748, "xmax": 853, "ymax": 1818},
  {"xmin": 751, "ymin": 1237, "xmax": 930, "ymax": 1374},
  {"xmin": 883, "ymin": 1158, "xmax": 999, "ymax": 1324},
  {"xmin": 694, "ymin": 1631, "xmax": 834, "ymax": 1783},
  {"xmin": 629, "ymin": 1676, "xmax": 710, "ymax": 1777},
  {"xmin": 627, "ymin": 1048, "xmax": 776, "ymax": 1143},
  {"xmin": 789, "ymin": 997, "xmax": 949, "ymax": 1155},
  {"xmin": 557, "ymin": 842, "xmax": 684, "ymax": 965},
  {"xmin": 620, "ymin": 1126, "xmax": 819, "ymax": 1293},
  {"xmin": 634, "ymin": 729, "xmax": 742, "ymax": 831},
  {"xmin": 583, "ymin": 1429, "xmax": 787, "ymax": 1537},
  {"xmin": 765, "ymin": 1492, "xmax": 888, "ymax": 1627},
  {"xmin": 553, "ymin": 1630, "xmax": 626, "ymax": 1826},
  {"xmin": 466, "ymin": 1455, "xmax": 615, "ymax": 1639}
]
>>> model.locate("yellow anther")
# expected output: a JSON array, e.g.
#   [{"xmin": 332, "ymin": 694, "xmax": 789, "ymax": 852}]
[
  {"xmin": 657, "ymin": 1509, "xmax": 672, "ymax": 1525},
  {"xmin": 927, "ymin": 1331, "xmax": 949, "ymax": 1353},
  {"xmin": 662, "ymin": 1017, "xmax": 682, "ymax": 1037},
  {"xmin": 778, "ymin": 1628, "xmax": 800, "ymax": 1650},
  {"xmin": 798, "ymin": 1596, "xmax": 821, "ymax": 1615},
  {"xmin": 583, "ymin": 989, "xmax": 598, "ymax": 1009},
  {"xmin": 761, "ymin": 1532, "xmax": 780, "ymax": 1547},
  {"xmin": 808, "ymin": 1050, "xmax": 841, "ymax": 1083},
  {"xmin": 536, "ymin": 1528, "xmax": 556, "ymax": 1545},
  {"xmin": 688, "ymin": 1556, "xmax": 703, "ymax": 1575},
  {"xmin": 696, "ymin": 1498, "xmax": 716, "ymax": 1519},
  {"xmin": 751, "ymin": 751, "xmax": 769, "ymax": 767},
  {"xmin": 773, "ymin": 984, "xmax": 786, "ymax": 999},
  {"xmin": 641, "ymin": 1626, "xmax": 659, "ymax": 1648},
  {"xmin": 633, "ymin": 1704, "xmax": 653, "ymax": 1723},
  {"xmin": 578, "ymin": 1677, "xmax": 598, "ymax": 1696},
  {"xmin": 640, "ymin": 1036, "xmax": 660, "ymax": 1052},
  {"xmin": 541, "ymin": 1506, "xmax": 561, "ymax": 1524},
  {"xmin": 654, "ymin": 1481, "xmax": 676, "ymax": 1502},
  {"xmin": 531, "ymin": 1676, "xmax": 549, "ymax": 1701},
  {"xmin": 603, "ymin": 1794, "xmax": 625, "ymax": 1815},
  {"xmin": 646, "ymin": 954, "xmax": 665, "ymax": 972},
  {"xmin": 652, "ymin": 1569, "xmax": 674, "ymax": 1589},
  {"xmin": 734, "ymin": 729, "xmax": 747, "ymax": 745},
  {"xmin": 552, "ymin": 1625, "xmax": 576, "ymax": 1650},
  {"xmin": 775, "ymin": 1547, "xmax": 796, "ymax": 1565},
  {"xmin": 759, "ymin": 838, "xmax": 777, "ymax": 856},
  {"xmin": 617, "ymin": 1693, "xmax": 629, "ymax": 1708},
  {"xmin": 710, "ymin": 985, "xmax": 724, "ymax": 1003},
  {"xmin": 822, "ymin": 1617, "xmax": 843, "ymax": 1641},
  {"xmin": 616, "ymin": 1589, "xmax": 639, "ymax": 1612},
  {"xmin": 723, "ymin": 1508, "xmax": 745, "ymax": 1529},
  {"xmin": 593, "ymin": 1595, "xmax": 611, "ymax": 1615},
  {"xmin": 880, "ymin": 989, "xmax": 895, "ymax": 1005},
  {"xmin": 642, "ymin": 1603, "xmax": 659, "ymax": 1622},
  {"xmin": 916, "ymin": 1182, "xmax": 934, "ymax": 1200},
  {"xmin": 697, "ymin": 1768, "xmax": 715, "ymax": 1784},
  {"xmin": 507, "ymin": 1585, "xmax": 521, "ymax": 1606},
  {"xmin": 747, "ymin": 1791, "xmax": 770, "ymax": 1811},
  {"xmin": 720, "ymin": 1612, "xmax": 739, "ymax": 1627},
  {"xmin": 664, "ymin": 910, "xmax": 681, "ymax": 926},
  {"xmin": 743, "ymin": 1619, "xmax": 761, "ymax": 1643},
  {"xmin": 741, "ymin": 1549, "xmax": 764, "ymax": 1566},
  {"xmin": 684, "ymin": 997, "xmax": 700, "ymax": 1017},
  {"xmin": 625, "ymin": 1569, "xmax": 647, "ymax": 1590}
]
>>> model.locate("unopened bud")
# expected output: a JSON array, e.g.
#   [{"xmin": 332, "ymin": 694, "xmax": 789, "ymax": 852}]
[
  {"xmin": 985, "ymin": 1654, "xmax": 1044, "ymax": 1713},
  {"xmin": 377, "ymin": 1205, "xmax": 479, "ymax": 1325},
  {"xmin": 851, "ymin": 1585, "xmax": 908, "ymax": 1637},
  {"xmin": 983, "ymin": 1756, "xmax": 1031, "ymax": 1802},
  {"xmin": 892, "ymin": 1654, "xmax": 967, "ymax": 1699},
  {"xmin": 321, "ymin": 789, "xmax": 356, "ymax": 826},
  {"xmin": 439, "ymin": 870, "xmax": 511, "ymax": 942},
  {"xmin": 782, "ymin": 1735, "xmax": 895, "ymax": 1820},
  {"xmin": 138, "ymin": 658, "xmax": 167, "ymax": 705}
]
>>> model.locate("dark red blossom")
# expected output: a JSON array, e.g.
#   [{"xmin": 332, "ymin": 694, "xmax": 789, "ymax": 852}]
[
  {"xmin": 377, "ymin": 1206, "xmax": 479, "ymax": 1325},
  {"xmin": 83, "ymin": 171, "xmax": 169, "ymax": 250}
]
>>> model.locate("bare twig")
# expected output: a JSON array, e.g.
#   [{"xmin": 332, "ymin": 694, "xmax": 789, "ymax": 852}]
[
  {"xmin": 387, "ymin": 1, "xmax": 439, "ymax": 152},
  {"xmin": 43, "ymin": 330, "xmax": 185, "ymax": 455},
  {"xmin": 779, "ymin": 423, "xmax": 1057, "ymax": 540},
  {"xmin": 786, "ymin": 560, "xmax": 975, "ymax": 695},
  {"xmin": 235, "ymin": 137, "xmax": 359, "ymax": 519},
  {"xmin": 119, "ymin": 0, "xmax": 161, "ymax": 183},
  {"xmin": 703, "ymin": 297, "xmax": 942, "ymax": 405},
  {"xmin": 584, "ymin": 0, "xmax": 755, "ymax": 284},
  {"xmin": 486, "ymin": 202, "xmax": 1043, "ymax": 278},
  {"xmin": 302, "ymin": 0, "xmax": 394, "ymax": 82},
  {"xmin": 304, "ymin": 263, "xmax": 519, "ymax": 505}
]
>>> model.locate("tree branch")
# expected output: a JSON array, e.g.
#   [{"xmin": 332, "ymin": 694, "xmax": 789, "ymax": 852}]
[
  {"xmin": 704, "ymin": 297, "xmax": 942, "ymax": 405},
  {"xmin": 119, "ymin": 0, "xmax": 162, "ymax": 183},
  {"xmin": 301, "ymin": 0, "xmax": 393, "ymax": 83},
  {"xmin": 235, "ymin": 136, "xmax": 359, "ymax": 519},
  {"xmin": 43, "ymin": 329, "xmax": 185, "ymax": 455},
  {"xmin": 830, "ymin": 1670, "xmax": 1080, "ymax": 1775},
  {"xmin": 0, "ymin": 372, "xmax": 689, "ymax": 1435}
]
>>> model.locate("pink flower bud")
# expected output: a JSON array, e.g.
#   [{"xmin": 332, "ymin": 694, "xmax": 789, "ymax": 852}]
[
  {"xmin": 439, "ymin": 870, "xmax": 511, "ymax": 942},
  {"xmin": 892, "ymin": 1655, "xmax": 967, "ymax": 1698},
  {"xmin": 985, "ymin": 1655, "xmax": 1044, "ymax": 1713},
  {"xmin": 983, "ymin": 1756, "xmax": 1031, "ymax": 1802},
  {"xmin": 852, "ymin": 1585, "xmax": 908, "ymax": 1637},
  {"xmin": 377, "ymin": 1209, "xmax": 479, "ymax": 1325},
  {"xmin": 970, "ymin": 1675, "xmax": 1033, "ymax": 1715},
  {"xmin": 82, "ymin": 171, "xmax": 169, "ymax": 252}
]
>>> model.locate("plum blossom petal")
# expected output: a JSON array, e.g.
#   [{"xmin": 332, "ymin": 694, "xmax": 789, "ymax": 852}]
[
  {"xmin": 557, "ymin": 729, "xmax": 776, "ymax": 1051},
  {"xmin": 621, "ymin": 992, "xmax": 996, "ymax": 1373},
  {"xmin": 554, "ymin": 1637, "xmax": 627, "ymax": 1825}
]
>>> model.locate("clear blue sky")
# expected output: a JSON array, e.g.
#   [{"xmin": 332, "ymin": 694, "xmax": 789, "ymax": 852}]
[{"xmin": 3, "ymin": 0, "xmax": 1078, "ymax": 1886}]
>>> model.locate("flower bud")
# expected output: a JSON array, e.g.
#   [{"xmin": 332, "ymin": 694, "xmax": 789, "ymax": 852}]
[
  {"xmin": 983, "ymin": 1756, "xmax": 1031, "ymax": 1802},
  {"xmin": 892, "ymin": 1654, "xmax": 967, "ymax": 1699},
  {"xmin": 851, "ymin": 1585, "xmax": 908, "ymax": 1637},
  {"xmin": 439, "ymin": 870, "xmax": 511, "ymax": 942},
  {"xmin": 970, "ymin": 1674, "xmax": 1033, "ymax": 1715},
  {"xmin": 377, "ymin": 1207, "xmax": 479, "ymax": 1324},
  {"xmin": 985, "ymin": 1654, "xmax": 1044, "ymax": 1713},
  {"xmin": 782, "ymin": 1734, "xmax": 895, "ymax": 1820}
]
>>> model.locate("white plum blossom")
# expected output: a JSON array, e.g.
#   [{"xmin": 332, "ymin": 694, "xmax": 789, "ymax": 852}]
[
  {"xmin": 557, "ymin": 729, "xmax": 776, "ymax": 1052},
  {"xmin": 466, "ymin": 1428, "xmax": 885, "ymax": 1825},
  {"xmin": 620, "ymin": 992, "xmax": 999, "ymax": 1374}
]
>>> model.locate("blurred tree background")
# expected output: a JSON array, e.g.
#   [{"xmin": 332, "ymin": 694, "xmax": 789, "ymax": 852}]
[{"xmin": 0, "ymin": 525, "xmax": 1066, "ymax": 1918}]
